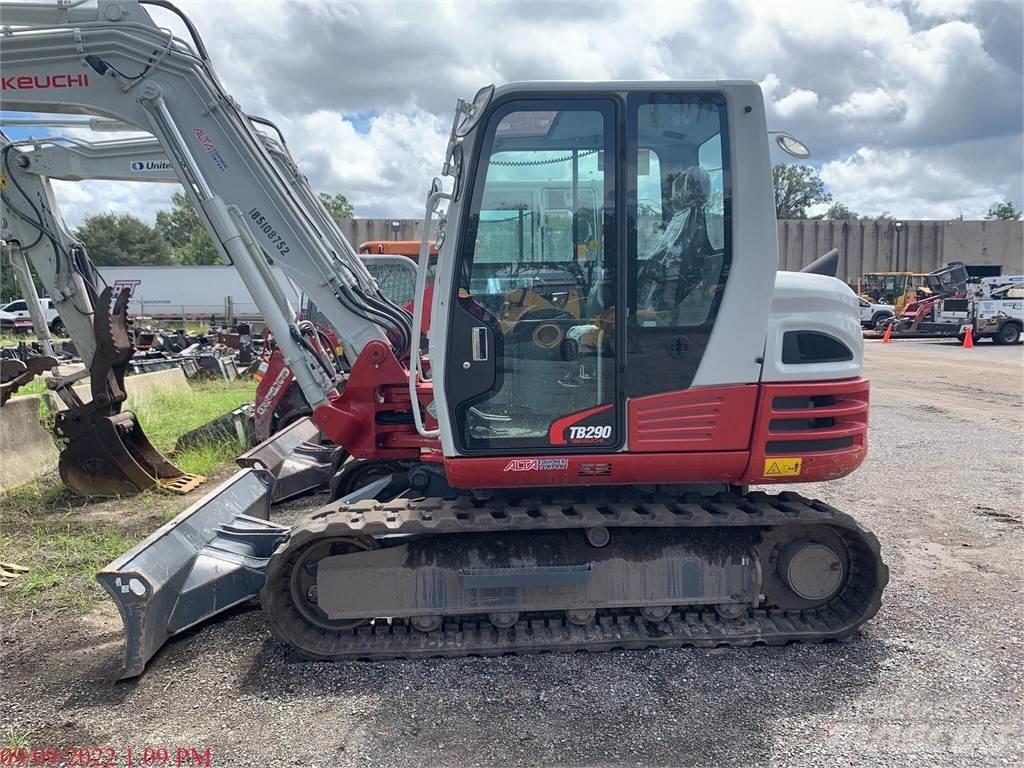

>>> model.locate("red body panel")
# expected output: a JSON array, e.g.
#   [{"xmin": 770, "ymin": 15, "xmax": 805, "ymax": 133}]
[
  {"xmin": 444, "ymin": 452, "xmax": 751, "ymax": 488},
  {"xmin": 739, "ymin": 377, "xmax": 869, "ymax": 484},
  {"xmin": 444, "ymin": 378, "xmax": 869, "ymax": 490},
  {"xmin": 627, "ymin": 385, "xmax": 758, "ymax": 452}
]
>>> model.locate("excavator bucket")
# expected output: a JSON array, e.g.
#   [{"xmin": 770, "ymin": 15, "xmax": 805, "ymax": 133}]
[
  {"xmin": 53, "ymin": 286, "xmax": 203, "ymax": 497},
  {"xmin": 97, "ymin": 468, "xmax": 288, "ymax": 678},
  {"xmin": 58, "ymin": 410, "xmax": 204, "ymax": 497},
  {"xmin": 236, "ymin": 417, "xmax": 345, "ymax": 502}
]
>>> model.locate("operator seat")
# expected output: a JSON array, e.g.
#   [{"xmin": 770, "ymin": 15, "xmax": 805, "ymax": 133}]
[{"xmin": 635, "ymin": 166, "xmax": 714, "ymax": 323}]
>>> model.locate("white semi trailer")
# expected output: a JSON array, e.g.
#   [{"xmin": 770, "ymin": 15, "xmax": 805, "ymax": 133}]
[{"xmin": 96, "ymin": 264, "xmax": 299, "ymax": 323}]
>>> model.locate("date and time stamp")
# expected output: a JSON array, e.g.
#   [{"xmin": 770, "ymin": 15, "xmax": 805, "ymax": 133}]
[{"xmin": 0, "ymin": 747, "xmax": 213, "ymax": 767}]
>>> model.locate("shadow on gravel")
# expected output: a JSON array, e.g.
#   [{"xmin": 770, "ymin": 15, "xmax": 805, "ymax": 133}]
[{"xmin": 232, "ymin": 633, "xmax": 890, "ymax": 767}]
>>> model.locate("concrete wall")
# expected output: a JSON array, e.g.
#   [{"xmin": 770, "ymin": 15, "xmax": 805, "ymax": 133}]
[
  {"xmin": 776, "ymin": 219, "xmax": 1024, "ymax": 282},
  {"xmin": 336, "ymin": 218, "xmax": 424, "ymax": 247},
  {"xmin": 340, "ymin": 218, "xmax": 1024, "ymax": 283},
  {"xmin": 0, "ymin": 395, "xmax": 58, "ymax": 489}
]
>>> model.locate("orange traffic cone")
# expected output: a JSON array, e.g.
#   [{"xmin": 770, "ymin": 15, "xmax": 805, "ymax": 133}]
[
  {"xmin": 881, "ymin": 323, "xmax": 893, "ymax": 344},
  {"xmin": 962, "ymin": 325, "xmax": 974, "ymax": 348}
]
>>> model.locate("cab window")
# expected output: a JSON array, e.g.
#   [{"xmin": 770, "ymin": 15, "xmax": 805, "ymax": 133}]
[{"xmin": 627, "ymin": 92, "xmax": 732, "ymax": 396}]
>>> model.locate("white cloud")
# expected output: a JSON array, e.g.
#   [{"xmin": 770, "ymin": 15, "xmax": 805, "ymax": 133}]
[
  {"xmin": 820, "ymin": 139, "xmax": 1023, "ymax": 219},
  {"xmin": 7, "ymin": 0, "xmax": 1020, "ymax": 227},
  {"xmin": 829, "ymin": 88, "xmax": 903, "ymax": 120},
  {"xmin": 774, "ymin": 89, "xmax": 820, "ymax": 119}
]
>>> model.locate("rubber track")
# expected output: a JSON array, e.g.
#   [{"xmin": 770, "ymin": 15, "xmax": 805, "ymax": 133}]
[{"xmin": 262, "ymin": 490, "xmax": 888, "ymax": 660}]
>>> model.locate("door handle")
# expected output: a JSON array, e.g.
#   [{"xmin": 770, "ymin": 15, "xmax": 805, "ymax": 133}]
[{"xmin": 471, "ymin": 326, "xmax": 488, "ymax": 362}]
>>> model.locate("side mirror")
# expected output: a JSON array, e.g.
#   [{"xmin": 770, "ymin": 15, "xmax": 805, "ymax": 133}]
[{"xmin": 455, "ymin": 84, "xmax": 495, "ymax": 138}]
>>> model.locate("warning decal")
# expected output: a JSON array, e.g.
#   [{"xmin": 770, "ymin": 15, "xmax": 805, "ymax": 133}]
[{"xmin": 763, "ymin": 457, "xmax": 802, "ymax": 477}]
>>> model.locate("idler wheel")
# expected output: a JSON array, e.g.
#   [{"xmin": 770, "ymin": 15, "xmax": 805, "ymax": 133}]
[{"xmin": 778, "ymin": 541, "xmax": 845, "ymax": 602}]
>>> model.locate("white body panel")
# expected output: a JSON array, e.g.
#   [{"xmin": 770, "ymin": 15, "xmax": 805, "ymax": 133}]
[{"xmin": 761, "ymin": 272, "xmax": 864, "ymax": 383}]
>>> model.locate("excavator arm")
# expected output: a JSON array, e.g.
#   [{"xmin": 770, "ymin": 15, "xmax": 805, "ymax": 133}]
[
  {"xmin": 1, "ymin": 129, "xmax": 205, "ymax": 494},
  {"xmin": 0, "ymin": 0, "xmax": 412, "ymax": 425}
]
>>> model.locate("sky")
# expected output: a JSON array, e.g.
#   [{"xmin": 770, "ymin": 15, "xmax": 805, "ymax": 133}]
[{"xmin": 3, "ymin": 0, "xmax": 1022, "ymax": 226}]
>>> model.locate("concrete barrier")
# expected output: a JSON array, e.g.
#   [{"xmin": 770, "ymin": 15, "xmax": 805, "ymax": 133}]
[
  {"xmin": 53, "ymin": 367, "xmax": 191, "ymax": 411},
  {"xmin": 0, "ymin": 395, "xmax": 58, "ymax": 490}
]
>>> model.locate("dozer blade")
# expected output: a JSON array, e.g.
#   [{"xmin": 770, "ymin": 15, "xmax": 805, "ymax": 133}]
[
  {"xmin": 58, "ymin": 410, "xmax": 204, "ymax": 497},
  {"xmin": 236, "ymin": 417, "xmax": 345, "ymax": 503},
  {"xmin": 97, "ymin": 468, "xmax": 288, "ymax": 678}
]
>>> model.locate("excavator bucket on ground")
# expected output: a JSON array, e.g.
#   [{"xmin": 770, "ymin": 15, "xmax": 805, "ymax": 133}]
[
  {"xmin": 236, "ymin": 417, "xmax": 345, "ymax": 502},
  {"xmin": 97, "ymin": 468, "xmax": 287, "ymax": 678},
  {"xmin": 52, "ymin": 287, "xmax": 202, "ymax": 497}
]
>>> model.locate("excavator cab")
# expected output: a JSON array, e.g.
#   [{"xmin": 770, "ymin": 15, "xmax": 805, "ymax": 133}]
[{"xmin": 430, "ymin": 87, "xmax": 772, "ymax": 473}]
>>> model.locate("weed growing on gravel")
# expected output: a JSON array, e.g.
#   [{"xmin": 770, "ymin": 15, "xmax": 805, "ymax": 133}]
[{"xmin": 3, "ymin": 726, "xmax": 31, "ymax": 750}]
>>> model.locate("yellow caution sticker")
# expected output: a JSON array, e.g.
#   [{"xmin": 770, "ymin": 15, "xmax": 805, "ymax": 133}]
[{"xmin": 763, "ymin": 457, "xmax": 802, "ymax": 477}]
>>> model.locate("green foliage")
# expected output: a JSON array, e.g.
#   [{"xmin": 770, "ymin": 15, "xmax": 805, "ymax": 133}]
[
  {"xmin": 74, "ymin": 212, "xmax": 172, "ymax": 266},
  {"xmin": 155, "ymin": 191, "xmax": 221, "ymax": 265},
  {"xmin": 984, "ymin": 200, "xmax": 1022, "ymax": 220},
  {"xmin": 318, "ymin": 191, "xmax": 354, "ymax": 220},
  {"xmin": 772, "ymin": 163, "xmax": 832, "ymax": 219},
  {"xmin": 822, "ymin": 202, "xmax": 860, "ymax": 220}
]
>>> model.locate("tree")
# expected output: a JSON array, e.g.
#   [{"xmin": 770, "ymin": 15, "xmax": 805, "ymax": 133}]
[
  {"xmin": 75, "ymin": 213, "xmax": 171, "ymax": 266},
  {"xmin": 772, "ymin": 164, "xmax": 832, "ymax": 219},
  {"xmin": 985, "ymin": 200, "xmax": 1022, "ymax": 220},
  {"xmin": 155, "ymin": 191, "xmax": 220, "ymax": 265},
  {"xmin": 318, "ymin": 191, "xmax": 354, "ymax": 220},
  {"xmin": 823, "ymin": 202, "xmax": 860, "ymax": 220}
]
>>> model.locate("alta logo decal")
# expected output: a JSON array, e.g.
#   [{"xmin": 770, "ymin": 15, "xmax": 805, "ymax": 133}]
[
  {"xmin": 130, "ymin": 160, "xmax": 173, "ymax": 172},
  {"xmin": 1, "ymin": 74, "xmax": 90, "ymax": 90},
  {"xmin": 503, "ymin": 458, "xmax": 569, "ymax": 472},
  {"xmin": 192, "ymin": 128, "xmax": 228, "ymax": 171}
]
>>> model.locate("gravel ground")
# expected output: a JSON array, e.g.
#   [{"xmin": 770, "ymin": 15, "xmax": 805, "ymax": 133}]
[{"xmin": 2, "ymin": 339, "xmax": 1022, "ymax": 767}]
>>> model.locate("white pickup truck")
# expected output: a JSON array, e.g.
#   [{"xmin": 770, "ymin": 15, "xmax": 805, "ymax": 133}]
[
  {"xmin": 857, "ymin": 297, "xmax": 895, "ymax": 329},
  {"xmin": 0, "ymin": 297, "xmax": 64, "ymax": 334}
]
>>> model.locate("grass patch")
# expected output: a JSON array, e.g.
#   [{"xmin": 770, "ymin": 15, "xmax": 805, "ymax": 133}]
[
  {"xmin": 3, "ymin": 726, "xmax": 31, "ymax": 750},
  {"xmin": 129, "ymin": 379, "xmax": 255, "ymax": 476},
  {"xmin": 0, "ymin": 378, "xmax": 256, "ymax": 614}
]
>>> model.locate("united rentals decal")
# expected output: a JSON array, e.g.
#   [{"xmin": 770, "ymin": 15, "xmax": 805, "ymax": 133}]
[
  {"xmin": 1, "ymin": 73, "xmax": 90, "ymax": 90},
  {"xmin": 130, "ymin": 160, "xmax": 174, "ymax": 172}
]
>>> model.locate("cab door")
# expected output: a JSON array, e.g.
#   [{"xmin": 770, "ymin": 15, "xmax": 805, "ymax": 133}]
[{"xmin": 444, "ymin": 98, "xmax": 621, "ymax": 455}]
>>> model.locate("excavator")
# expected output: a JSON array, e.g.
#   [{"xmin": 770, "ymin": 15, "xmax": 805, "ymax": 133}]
[{"xmin": 0, "ymin": 0, "xmax": 887, "ymax": 677}]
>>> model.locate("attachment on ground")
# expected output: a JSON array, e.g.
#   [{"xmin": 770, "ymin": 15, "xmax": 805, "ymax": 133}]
[
  {"xmin": 97, "ymin": 467, "xmax": 286, "ymax": 678},
  {"xmin": 236, "ymin": 416, "xmax": 345, "ymax": 502},
  {"xmin": 53, "ymin": 287, "xmax": 200, "ymax": 497}
]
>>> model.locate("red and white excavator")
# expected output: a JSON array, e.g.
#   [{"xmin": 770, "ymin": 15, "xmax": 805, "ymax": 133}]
[{"xmin": 0, "ymin": 0, "xmax": 886, "ymax": 677}]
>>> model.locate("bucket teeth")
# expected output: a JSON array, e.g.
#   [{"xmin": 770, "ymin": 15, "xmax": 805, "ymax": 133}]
[{"xmin": 160, "ymin": 473, "xmax": 206, "ymax": 494}]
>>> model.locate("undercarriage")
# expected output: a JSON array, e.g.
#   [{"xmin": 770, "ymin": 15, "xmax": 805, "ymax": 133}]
[{"xmin": 261, "ymin": 488, "xmax": 887, "ymax": 660}]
